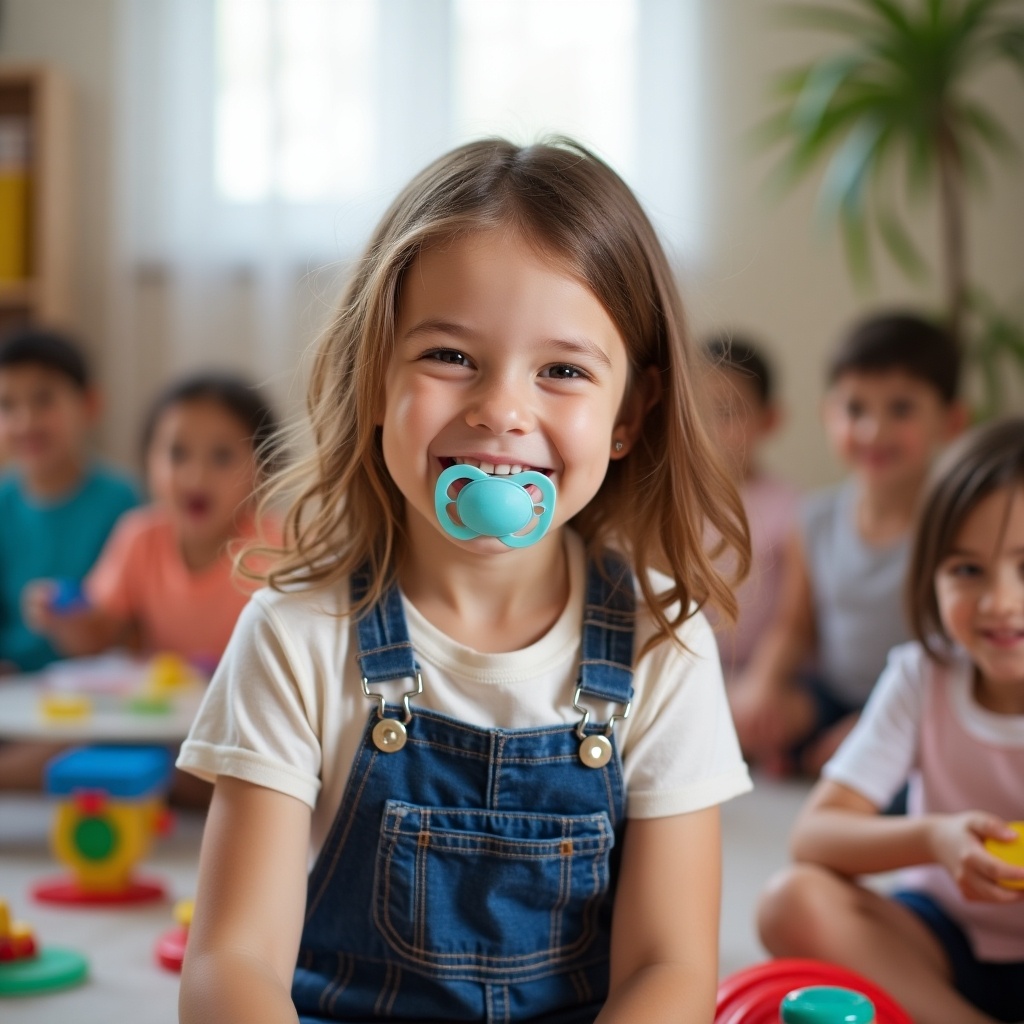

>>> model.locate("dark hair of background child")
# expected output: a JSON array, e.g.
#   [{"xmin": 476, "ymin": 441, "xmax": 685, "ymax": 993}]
[
  {"xmin": 0, "ymin": 326, "xmax": 91, "ymax": 391},
  {"xmin": 141, "ymin": 372, "xmax": 282, "ymax": 476},
  {"xmin": 827, "ymin": 311, "xmax": 960, "ymax": 403},
  {"xmin": 906, "ymin": 415, "xmax": 1024, "ymax": 659},
  {"xmin": 704, "ymin": 333, "xmax": 774, "ymax": 405}
]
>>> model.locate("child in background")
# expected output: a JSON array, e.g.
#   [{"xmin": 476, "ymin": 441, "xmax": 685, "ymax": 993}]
[
  {"xmin": 0, "ymin": 327, "xmax": 140, "ymax": 674},
  {"xmin": 729, "ymin": 312, "xmax": 965, "ymax": 774},
  {"xmin": 177, "ymin": 138, "xmax": 752, "ymax": 1024},
  {"xmin": 758, "ymin": 418, "xmax": 1024, "ymax": 1024},
  {"xmin": 701, "ymin": 333, "xmax": 799, "ymax": 681},
  {"xmin": 26, "ymin": 372, "xmax": 281, "ymax": 671}
]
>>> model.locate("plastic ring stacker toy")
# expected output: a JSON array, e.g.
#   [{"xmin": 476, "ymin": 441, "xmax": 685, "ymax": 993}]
[
  {"xmin": 715, "ymin": 959, "xmax": 913, "ymax": 1024},
  {"xmin": 0, "ymin": 947, "xmax": 89, "ymax": 997},
  {"xmin": 434, "ymin": 464, "xmax": 556, "ymax": 548}
]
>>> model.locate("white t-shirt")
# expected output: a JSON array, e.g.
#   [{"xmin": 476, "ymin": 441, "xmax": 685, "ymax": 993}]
[
  {"xmin": 824, "ymin": 642, "xmax": 1024, "ymax": 961},
  {"xmin": 178, "ymin": 532, "xmax": 752, "ymax": 857}
]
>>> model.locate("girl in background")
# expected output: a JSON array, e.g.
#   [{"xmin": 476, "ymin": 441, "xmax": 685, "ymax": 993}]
[
  {"xmin": 178, "ymin": 138, "xmax": 752, "ymax": 1024},
  {"xmin": 758, "ymin": 417, "xmax": 1024, "ymax": 1024},
  {"xmin": 27, "ymin": 372, "xmax": 281, "ymax": 671}
]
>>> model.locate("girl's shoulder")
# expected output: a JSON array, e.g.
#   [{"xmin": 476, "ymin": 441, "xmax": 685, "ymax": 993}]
[{"xmin": 247, "ymin": 572, "xmax": 353, "ymax": 636}]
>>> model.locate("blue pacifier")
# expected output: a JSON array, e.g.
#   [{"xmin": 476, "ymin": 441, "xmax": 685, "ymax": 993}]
[{"xmin": 434, "ymin": 464, "xmax": 556, "ymax": 548}]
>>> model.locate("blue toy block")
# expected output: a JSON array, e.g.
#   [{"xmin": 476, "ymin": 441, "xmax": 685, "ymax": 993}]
[{"xmin": 45, "ymin": 746, "xmax": 174, "ymax": 799}]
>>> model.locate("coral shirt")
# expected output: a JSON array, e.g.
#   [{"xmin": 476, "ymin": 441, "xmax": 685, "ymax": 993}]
[{"xmin": 85, "ymin": 505, "xmax": 277, "ymax": 669}]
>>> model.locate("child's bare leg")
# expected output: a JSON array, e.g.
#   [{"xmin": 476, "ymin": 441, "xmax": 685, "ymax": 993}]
[
  {"xmin": 758, "ymin": 864, "xmax": 997, "ymax": 1024},
  {"xmin": 0, "ymin": 740, "xmax": 69, "ymax": 791}
]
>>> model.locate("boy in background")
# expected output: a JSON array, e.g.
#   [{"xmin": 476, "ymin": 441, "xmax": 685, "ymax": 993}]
[
  {"xmin": 702, "ymin": 333, "xmax": 800, "ymax": 681},
  {"xmin": 729, "ymin": 312, "xmax": 965, "ymax": 775},
  {"xmin": 0, "ymin": 327, "xmax": 139, "ymax": 675}
]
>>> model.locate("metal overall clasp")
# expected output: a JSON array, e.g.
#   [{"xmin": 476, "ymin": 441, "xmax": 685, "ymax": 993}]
[
  {"xmin": 572, "ymin": 683, "xmax": 631, "ymax": 769},
  {"xmin": 362, "ymin": 671, "xmax": 423, "ymax": 753}
]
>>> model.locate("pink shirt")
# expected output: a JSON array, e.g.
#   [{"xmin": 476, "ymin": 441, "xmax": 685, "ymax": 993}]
[
  {"xmin": 706, "ymin": 473, "xmax": 800, "ymax": 678},
  {"xmin": 85, "ymin": 505, "xmax": 278, "ymax": 668},
  {"xmin": 826, "ymin": 643, "xmax": 1024, "ymax": 962}
]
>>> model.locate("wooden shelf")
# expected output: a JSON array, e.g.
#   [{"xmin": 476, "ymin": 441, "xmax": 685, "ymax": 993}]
[{"xmin": 0, "ymin": 63, "xmax": 72, "ymax": 333}]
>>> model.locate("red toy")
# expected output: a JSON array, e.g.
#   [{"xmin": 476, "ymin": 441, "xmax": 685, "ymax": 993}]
[{"xmin": 716, "ymin": 959, "xmax": 913, "ymax": 1024}]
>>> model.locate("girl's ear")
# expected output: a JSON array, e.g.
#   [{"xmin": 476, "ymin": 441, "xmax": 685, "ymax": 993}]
[{"xmin": 610, "ymin": 366, "xmax": 661, "ymax": 459}]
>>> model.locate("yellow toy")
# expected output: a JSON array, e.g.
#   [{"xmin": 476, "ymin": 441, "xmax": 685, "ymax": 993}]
[
  {"xmin": 32, "ymin": 746, "xmax": 174, "ymax": 905},
  {"xmin": 985, "ymin": 821, "xmax": 1024, "ymax": 890}
]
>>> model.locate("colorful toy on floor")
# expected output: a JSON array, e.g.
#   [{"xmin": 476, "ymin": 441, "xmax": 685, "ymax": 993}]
[
  {"xmin": 37, "ymin": 691, "xmax": 93, "ymax": 722},
  {"xmin": 780, "ymin": 986, "xmax": 875, "ymax": 1023},
  {"xmin": 0, "ymin": 899, "xmax": 88, "ymax": 996},
  {"xmin": 715, "ymin": 959, "xmax": 912, "ymax": 1024},
  {"xmin": 985, "ymin": 821, "xmax": 1024, "ymax": 889},
  {"xmin": 155, "ymin": 897, "xmax": 193, "ymax": 971},
  {"xmin": 32, "ymin": 745, "xmax": 174, "ymax": 905}
]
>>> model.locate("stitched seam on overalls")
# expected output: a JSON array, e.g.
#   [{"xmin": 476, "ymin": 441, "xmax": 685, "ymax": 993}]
[
  {"xmin": 416, "ymin": 808, "xmax": 430, "ymax": 950},
  {"xmin": 320, "ymin": 950, "xmax": 354, "ymax": 1015},
  {"xmin": 402, "ymin": 737, "xmax": 491, "ymax": 761},
  {"xmin": 550, "ymin": 817, "xmax": 570, "ymax": 952},
  {"xmin": 307, "ymin": 746, "xmax": 379, "ymax": 921}
]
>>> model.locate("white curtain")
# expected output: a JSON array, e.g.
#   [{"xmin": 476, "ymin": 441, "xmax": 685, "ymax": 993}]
[{"xmin": 105, "ymin": 0, "xmax": 702, "ymax": 456}]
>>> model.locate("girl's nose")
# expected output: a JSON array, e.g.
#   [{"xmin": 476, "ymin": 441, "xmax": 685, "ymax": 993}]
[
  {"xmin": 982, "ymin": 564, "xmax": 1024, "ymax": 615},
  {"xmin": 852, "ymin": 414, "xmax": 882, "ymax": 443},
  {"xmin": 465, "ymin": 378, "xmax": 534, "ymax": 434}
]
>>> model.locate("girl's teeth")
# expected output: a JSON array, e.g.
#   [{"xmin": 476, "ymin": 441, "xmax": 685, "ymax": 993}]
[{"xmin": 452, "ymin": 457, "xmax": 527, "ymax": 475}]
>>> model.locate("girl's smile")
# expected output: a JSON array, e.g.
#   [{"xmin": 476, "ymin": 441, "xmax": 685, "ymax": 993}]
[{"xmin": 381, "ymin": 227, "xmax": 637, "ymax": 560}]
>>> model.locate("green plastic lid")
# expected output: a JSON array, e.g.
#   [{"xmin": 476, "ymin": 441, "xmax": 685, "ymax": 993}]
[
  {"xmin": 781, "ymin": 985, "xmax": 875, "ymax": 1023},
  {"xmin": 0, "ymin": 947, "xmax": 89, "ymax": 996}
]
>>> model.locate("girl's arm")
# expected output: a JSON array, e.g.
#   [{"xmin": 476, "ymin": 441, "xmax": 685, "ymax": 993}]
[
  {"xmin": 729, "ymin": 530, "xmax": 816, "ymax": 753},
  {"xmin": 179, "ymin": 775, "xmax": 311, "ymax": 1024},
  {"xmin": 793, "ymin": 780, "xmax": 1024, "ymax": 899},
  {"xmin": 599, "ymin": 806, "xmax": 721, "ymax": 1023}
]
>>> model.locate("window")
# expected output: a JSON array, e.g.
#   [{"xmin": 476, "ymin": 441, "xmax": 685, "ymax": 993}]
[{"xmin": 128, "ymin": 0, "xmax": 701, "ymax": 264}]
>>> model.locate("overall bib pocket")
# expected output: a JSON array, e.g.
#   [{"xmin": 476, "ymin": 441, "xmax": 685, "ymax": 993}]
[{"xmin": 373, "ymin": 799, "xmax": 614, "ymax": 980}]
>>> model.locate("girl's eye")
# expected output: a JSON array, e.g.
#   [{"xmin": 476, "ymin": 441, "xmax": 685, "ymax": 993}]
[
  {"xmin": 425, "ymin": 348, "xmax": 470, "ymax": 367},
  {"xmin": 889, "ymin": 398, "xmax": 914, "ymax": 419},
  {"xmin": 211, "ymin": 446, "xmax": 237, "ymax": 467},
  {"xmin": 846, "ymin": 399, "xmax": 865, "ymax": 419},
  {"xmin": 169, "ymin": 443, "xmax": 188, "ymax": 464},
  {"xmin": 542, "ymin": 363, "xmax": 587, "ymax": 380},
  {"xmin": 947, "ymin": 562, "xmax": 983, "ymax": 580}
]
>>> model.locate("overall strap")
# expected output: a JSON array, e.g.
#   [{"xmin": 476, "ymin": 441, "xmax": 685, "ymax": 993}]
[
  {"xmin": 577, "ymin": 551, "xmax": 635, "ymax": 706},
  {"xmin": 352, "ymin": 568, "xmax": 419, "ymax": 685}
]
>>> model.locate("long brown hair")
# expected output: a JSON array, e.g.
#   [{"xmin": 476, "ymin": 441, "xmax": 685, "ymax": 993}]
[
  {"xmin": 907, "ymin": 416, "xmax": 1024, "ymax": 660},
  {"xmin": 248, "ymin": 137, "xmax": 749, "ymax": 656}
]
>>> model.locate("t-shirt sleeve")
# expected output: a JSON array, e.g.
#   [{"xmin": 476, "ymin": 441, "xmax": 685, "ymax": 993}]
[
  {"xmin": 624, "ymin": 609, "xmax": 752, "ymax": 818},
  {"xmin": 821, "ymin": 642, "xmax": 925, "ymax": 807},
  {"xmin": 176, "ymin": 592, "xmax": 323, "ymax": 808}
]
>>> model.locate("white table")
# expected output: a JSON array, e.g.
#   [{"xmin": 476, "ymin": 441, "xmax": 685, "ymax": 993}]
[{"xmin": 0, "ymin": 655, "xmax": 204, "ymax": 743}]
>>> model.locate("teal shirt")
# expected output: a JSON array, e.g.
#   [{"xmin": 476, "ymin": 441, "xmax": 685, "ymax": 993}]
[{"xmin": 0, "ymin": 464, "xmax": 141, "ymax": 672}]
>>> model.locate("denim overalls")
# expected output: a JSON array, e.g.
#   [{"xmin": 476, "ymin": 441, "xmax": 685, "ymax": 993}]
[{"xmin": 292, "ymin": 554, "xmax": 635, "ymax": 1024}]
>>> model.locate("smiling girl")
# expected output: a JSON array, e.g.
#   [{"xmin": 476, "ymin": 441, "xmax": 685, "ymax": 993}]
[
  {"xmin": 177, "ymin": 138, "xmax": 752, "ymax": 1024},
  {"xmin": 758, "ymin": 417, "xmax": 1024, "ymax": 1024}
]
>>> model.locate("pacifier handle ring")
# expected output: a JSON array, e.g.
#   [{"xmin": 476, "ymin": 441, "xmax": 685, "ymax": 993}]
[
  {"xmin": 496, "ymin": 470, "xmax": 555, "ymax": 547},
  {"xmin": 435, "ymin": 464, "xmax": 487, "ymax": 540}
]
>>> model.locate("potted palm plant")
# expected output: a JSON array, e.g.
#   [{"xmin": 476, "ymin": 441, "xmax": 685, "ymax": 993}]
[{"xmin": 759, "ymin": 0, "xmax": 1024, "ymax": 414}]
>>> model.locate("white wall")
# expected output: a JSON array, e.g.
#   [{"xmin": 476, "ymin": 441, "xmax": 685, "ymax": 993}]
[{"xmin": 3, "ymin": 0, "xmax": 1023, "ymax": 485}]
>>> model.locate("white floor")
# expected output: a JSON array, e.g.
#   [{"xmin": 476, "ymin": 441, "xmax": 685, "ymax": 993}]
[{"xmin": 0, "ymin": 774, "xmax": 811, "ymax": 1023}]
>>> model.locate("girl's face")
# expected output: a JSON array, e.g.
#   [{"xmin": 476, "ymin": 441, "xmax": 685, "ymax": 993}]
[
  {"xmin": 934, "ymin": 485, "xmax": 1024, "ymax": 711},
  {"xmin": 147, "ymin": 398, "xmax": 259, "ymax": 551},
  {"xmin": 381, "ymin": 227, "xmax": 641, "ymax": 558}
]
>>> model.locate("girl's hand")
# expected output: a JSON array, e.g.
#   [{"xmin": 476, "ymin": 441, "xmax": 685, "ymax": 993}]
[
  {"xmin": 21, "ymin": 580, "xmax": 120, "ymax": 657},
  {"xmin": 22, "ymin": 579, "xmax": 61, "ymax": 633},
  {"xmin": 928, "ymin": 812, "xmax": 1024, "ymax": 902}
]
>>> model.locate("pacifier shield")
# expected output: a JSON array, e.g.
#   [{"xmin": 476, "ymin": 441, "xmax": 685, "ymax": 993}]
[{"xmin": 435, "ymin": 464, "xmax": 556, "ymax": 547}]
